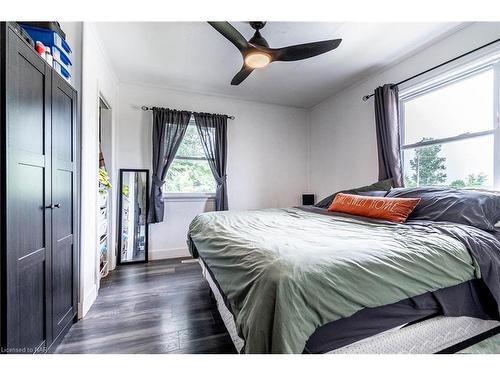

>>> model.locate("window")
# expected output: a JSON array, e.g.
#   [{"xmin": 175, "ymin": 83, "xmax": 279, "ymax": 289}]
[
  {"xmin": 164, "ymin": 119, "xmax": 216, "ymax": 195},
  {"xmin": 400, "ymin": 63, "xmax": 500, "ymax": 190}
]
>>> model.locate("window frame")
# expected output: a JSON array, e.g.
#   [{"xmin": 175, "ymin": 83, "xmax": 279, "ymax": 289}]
[
  {"xmin": 398, "ymin": 59, "xmax": 500, "ymax": 190},
  {"xmin": 162, "ymin": 122, "xmax": 216, "ymax": 200}
]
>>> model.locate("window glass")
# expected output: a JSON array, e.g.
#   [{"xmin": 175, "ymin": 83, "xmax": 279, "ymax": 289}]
[
  {"xmin": 175, "ymin": 125, "xmax": 208, "ymax": 158},
  {"xmin": 166, "ymin": 158, "xmax": 216, "ymax": 193},
  {"xmin": 403, "ymin": 134, "xmax": 494, "ymax": 189},
  {"xmin": 164, "ymin": 123, "xmax": 216, "ymax": 194},
  {"xmin": 403, "ymin": 69, "xmax": 494, "ymax": 145}
]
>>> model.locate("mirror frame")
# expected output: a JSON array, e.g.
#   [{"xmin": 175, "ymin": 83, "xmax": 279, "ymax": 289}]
[{"xmin": 117, "ymin": 168, "xmax": 150, "ymax": 265}]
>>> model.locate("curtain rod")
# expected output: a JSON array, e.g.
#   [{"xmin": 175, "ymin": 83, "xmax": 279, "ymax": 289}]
[
  {"xmin": 361, "ymin": 37, "xmax": 500, "ymax": 101},
  {"xmin": 141, "ymin": 106, "xmax": 235, "ymax": 120}
]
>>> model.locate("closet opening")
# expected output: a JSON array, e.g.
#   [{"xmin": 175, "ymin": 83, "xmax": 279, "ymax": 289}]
[{"xmin": 98, "ymin": 96, "xmax": 113, "ymax": 284}]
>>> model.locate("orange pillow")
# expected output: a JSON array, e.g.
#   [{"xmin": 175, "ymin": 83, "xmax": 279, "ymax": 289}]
[{"xmin": 328, "ymin": 193, "xmax": 421, "ymax": 223}]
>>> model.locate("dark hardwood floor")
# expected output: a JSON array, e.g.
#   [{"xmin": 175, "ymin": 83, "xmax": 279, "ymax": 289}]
[{"xmin": 55, "ymin": 258, "xmax": 237, "ymax": 354}]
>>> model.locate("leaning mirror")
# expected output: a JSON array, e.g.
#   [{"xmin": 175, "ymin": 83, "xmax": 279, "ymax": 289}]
[{"xmin": 118, "ymin": 169, "xmax": 149, "ymax": 264}]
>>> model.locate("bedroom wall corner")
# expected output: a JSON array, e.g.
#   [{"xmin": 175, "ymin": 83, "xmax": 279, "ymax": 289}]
[
  {"xmin": 305, "ymin": 109, "xmax": 313, "ymax": 195},
  {"xmin": 116, "ymin": 82, "xmax": 310, "ymax": 259}
]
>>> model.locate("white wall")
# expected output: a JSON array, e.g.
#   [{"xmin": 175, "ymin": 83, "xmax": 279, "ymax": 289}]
[
  {"xmin": 117, "ymin": 83, "xmax": 310, "ymax": 258},
  {"xmin": 79, "ymin": 23, "xmax": 119, "ymax": 317},
  {"xmin": 59, "ymin": 23, "xmax": 83, "ymax": 97},
  {"xmin": 309, "ymin": 22, "xmax": 500, "ymax": 201}
]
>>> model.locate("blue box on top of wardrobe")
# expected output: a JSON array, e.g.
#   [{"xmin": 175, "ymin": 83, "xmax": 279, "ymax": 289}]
[
  {"xmin": 19, "ymin": 24, "xmax": 72, "ymax": 59},
  {"xmin": 53, "ymin": 60, "xmax": 71, "ymax": 83}
]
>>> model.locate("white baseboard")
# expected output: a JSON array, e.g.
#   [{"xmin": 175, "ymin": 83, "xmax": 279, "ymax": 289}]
[
  {"xmin": 79, "ymin": 284, "xmax": 98, "ymax": 318},
  {"xmin": 150, "ymin": 247, "xmax": 190, "ymax": 260}
]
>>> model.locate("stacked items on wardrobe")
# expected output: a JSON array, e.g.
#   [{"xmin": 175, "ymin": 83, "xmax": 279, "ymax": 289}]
[{"xmin": 18, "ymin": 22, "xmax": 73, "ymax": 83}]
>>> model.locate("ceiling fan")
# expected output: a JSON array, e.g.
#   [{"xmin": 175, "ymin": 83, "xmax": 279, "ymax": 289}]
[{"xmin": 208, "ymin": 21, "xmax": 342, "ymax": 85}]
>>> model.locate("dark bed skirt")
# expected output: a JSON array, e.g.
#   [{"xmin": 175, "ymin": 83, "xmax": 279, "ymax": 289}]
[{"xmin": 305, "ymin": 278, "xmax": 499, "ymax": 353}]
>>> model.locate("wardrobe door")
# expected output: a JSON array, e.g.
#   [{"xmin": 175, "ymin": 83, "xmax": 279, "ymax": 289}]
[
  {"xmin": 50, "ymin": 72, "xmax": 77, "ymax": 341},
  {"xmin": 5, "ymin": 27, "xmax": 52, "ymax": 352}
]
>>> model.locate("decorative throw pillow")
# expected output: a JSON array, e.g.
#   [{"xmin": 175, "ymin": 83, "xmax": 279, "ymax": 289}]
[
  {"xmin": 314, "ymin": 179, "xmax": 393, "ymax": 209},
  {"xmin": 328, "ymin": 193, "xmax": 421, "ymax": 223}
]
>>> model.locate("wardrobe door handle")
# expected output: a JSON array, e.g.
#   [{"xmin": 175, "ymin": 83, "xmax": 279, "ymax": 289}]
[{"xmin": 44, "ymin": 204, "xmax": 61, "ymax": 209}]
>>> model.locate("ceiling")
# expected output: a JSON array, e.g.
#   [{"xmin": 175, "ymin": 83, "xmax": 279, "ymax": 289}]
[{"xmin": 95, "ymin": 22, "xmax": 465, "ymax": 108}]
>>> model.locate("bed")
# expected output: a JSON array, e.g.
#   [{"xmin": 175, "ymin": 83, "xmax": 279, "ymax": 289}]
[{"xmin": 187, "ymin": 188, "xmax": 500, "ymax": 354}]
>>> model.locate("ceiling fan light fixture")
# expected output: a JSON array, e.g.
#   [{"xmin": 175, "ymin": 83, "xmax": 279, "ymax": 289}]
[
  {"xmin": 244, "ymin": 52, "xmax": 271, "ymax": 69},
  {"xmin": 208, "ymin": 22, "xmax": 342, "ymax": 85}
]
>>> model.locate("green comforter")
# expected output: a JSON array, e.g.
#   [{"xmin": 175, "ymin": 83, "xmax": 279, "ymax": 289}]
[{"xmin": 188, "ymin": 207, "xmax": 480, "ymax": 354}]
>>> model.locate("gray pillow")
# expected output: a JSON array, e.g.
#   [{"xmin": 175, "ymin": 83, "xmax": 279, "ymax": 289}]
[
  {"xmin": 315, "ymin": 179, "xmax": 393, "ymax": 209},
  {"xmin": 357, "ymin": 190, "xmax": 389, "ymax": 197},
  {"xmin": 387, "ymin": 187, "xmax": 500, "ymax": 232}
]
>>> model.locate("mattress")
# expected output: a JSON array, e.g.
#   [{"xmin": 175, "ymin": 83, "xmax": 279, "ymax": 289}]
[{"xmin": 200, "ymin": 260, "xmax": 500, "ymax": 354}]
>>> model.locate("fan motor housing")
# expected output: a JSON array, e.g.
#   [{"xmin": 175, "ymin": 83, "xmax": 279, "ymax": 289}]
[
  {"xmin": 249, "ymin": 31, "xmax": 269, "ymax": 48},
  {"xmin": 249, "ymin": 21, "xmax": 266, "ymax": 30}
]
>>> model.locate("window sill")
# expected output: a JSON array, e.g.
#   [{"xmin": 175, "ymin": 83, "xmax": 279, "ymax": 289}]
[{"xmin": 162, "ymin": 193, "xmax": 215, "ymax": 202}]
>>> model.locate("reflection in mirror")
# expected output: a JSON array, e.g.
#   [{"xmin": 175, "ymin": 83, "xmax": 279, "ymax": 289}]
[{"xmin": 119, "ymin": 169, "xmax": 149, "ymax": 264}]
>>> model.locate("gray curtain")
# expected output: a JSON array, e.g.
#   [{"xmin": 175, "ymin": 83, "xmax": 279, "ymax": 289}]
[
  {"xmin": 193, "ymin": 113, "xmax": 228, "ymax": 211},
  {"xmin": 374, "ymin": 84, "xmax": 404, "ymax": 187},
  {"xmin": 147, "ymin": 107, "xmax": 191, "ymax": 223}
]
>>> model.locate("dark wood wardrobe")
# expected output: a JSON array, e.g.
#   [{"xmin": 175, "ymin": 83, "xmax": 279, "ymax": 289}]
[{"xmin": 0, "ymin": 22, "xmax": 80, "ymax": 353}]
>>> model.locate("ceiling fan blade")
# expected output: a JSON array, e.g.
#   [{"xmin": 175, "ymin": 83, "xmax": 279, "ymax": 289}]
[
  {"xmin": 208, "ymin": 22, "xmax": 249, "ymax": 52},
  {"xmin": 231, "ymin": 66, "xmax": 254, "ymax": 85},
  {"xmin": 272, "ymin": 39, "xmax": 342, "ymax": 62}
]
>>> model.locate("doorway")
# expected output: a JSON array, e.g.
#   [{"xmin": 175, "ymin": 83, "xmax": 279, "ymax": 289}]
[{"xmin": 98, "ymin": 97, "xmax": 113, "ymax": 283}]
